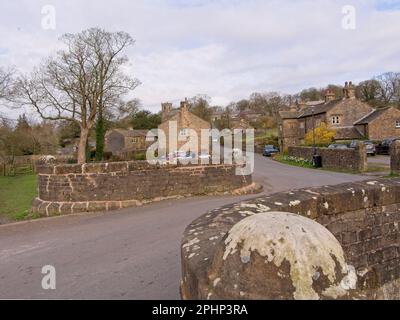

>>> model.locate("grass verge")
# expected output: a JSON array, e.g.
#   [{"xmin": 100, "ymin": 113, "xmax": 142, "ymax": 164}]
[
  {"xmin": 273, "ymin": 154, "xmax": 314, "ymax": 169},
  {"xmin": 0, "ymin": 174, "xmax": 37, "ymax": 222}
]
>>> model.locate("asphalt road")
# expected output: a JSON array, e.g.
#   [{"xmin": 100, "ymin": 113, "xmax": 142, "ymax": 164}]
[{"xmin": 0, "ymin": 155, "xmax": 366, "ymax": 299}]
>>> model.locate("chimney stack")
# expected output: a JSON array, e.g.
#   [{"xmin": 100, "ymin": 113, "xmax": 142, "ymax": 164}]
[
  {"xmin": 347, "ymin": 81, "xmax": 356, "ymax": 99},
  {"xmin": 180, "ymin": 98, "xmax": 189, "ymax": 112},
  {"xmin": 161, "ymin": 102, "xmax": 172, "ymax": 121},
  {"xmin": 297, "ymin": 98, "xmax": 307, "ymax": 110},
  {"xmin": 343, "ymin": 81, "xmax": 356, "ymax": 99},
  {"xmin": 325, "ymin": 89, "xmax": 335, "ymax": 102}
]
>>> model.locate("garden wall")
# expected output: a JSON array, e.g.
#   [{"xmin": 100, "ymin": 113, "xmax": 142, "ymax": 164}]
[
  {"xmin": 181, "ymin": 178, "xmax": 400, "ymax": 300},
  {"xmin": 288, "ymin": 144, "xmax": 367, "ymax": 171},
  {"xmin": 32, "ymin": 161, "xmax": 258, "ymax": 216}
]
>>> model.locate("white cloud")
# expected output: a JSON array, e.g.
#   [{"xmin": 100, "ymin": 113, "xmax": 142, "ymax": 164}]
[{"xmin": 0, "ymin": 0, "xmax": 400, "ymax": 118}]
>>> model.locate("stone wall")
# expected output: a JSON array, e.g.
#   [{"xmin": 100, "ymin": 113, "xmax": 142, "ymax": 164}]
[
  {"xmin": 288, "ymin": 144, "xmax": 367, "ymax": 171},
  {"xmin": 181, "ymin": 178, "xmax": 400, "ymax": 300},
  {"xmin": 32, "ymin": 161, "xmax": 258, "ymax": 216}
]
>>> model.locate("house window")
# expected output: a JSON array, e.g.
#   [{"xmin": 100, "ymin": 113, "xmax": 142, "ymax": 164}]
[
  {"xmin": 132, "ymin": 137, "xmax": 139, "ymax": 144},
  {"xmin": 331, "ymin": 116, "xmax": 340, "ymax": 125},
  {"xmin": 179, "ymin": 128, "xmax": 189, "ymax": 136},
  {"xmin": 396, "ymin": 120, "xmax": 400, "ymax": 128},
  {"xmin": 299, "ymin": 122, "xmax": 305, "ymax": 129}
]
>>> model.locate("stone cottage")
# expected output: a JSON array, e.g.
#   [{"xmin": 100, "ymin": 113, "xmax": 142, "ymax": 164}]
[
  {"xmin": 279, "ymin": 81, "xmax": 400, "ymax": 151},
  {"xmin": 354, "ymin": 106, "xmax": 400, "ymax": 141},
  {"xmin": 158, "ymin": 99, "xmax": 211, "ymax": 155},
  {"xmin": 105, "ymin": 129, "xmax": 149, "ymax": 156}
]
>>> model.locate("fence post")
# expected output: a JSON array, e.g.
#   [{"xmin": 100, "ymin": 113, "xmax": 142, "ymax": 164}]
[{"xmin": 390, "ymin": 140, "xmax": 400, "ymax": 175}]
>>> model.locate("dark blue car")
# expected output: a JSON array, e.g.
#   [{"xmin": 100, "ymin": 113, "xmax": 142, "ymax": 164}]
[{"xmin": 263, "ymin": 145, "xmax": 279, "ymax": 157}]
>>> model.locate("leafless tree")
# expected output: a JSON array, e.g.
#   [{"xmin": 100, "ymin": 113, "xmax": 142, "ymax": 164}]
[
  {"xmin": 15, "ymin": 28, "xmax": 140, "ymax": 163},
  {"xmin": 0, "ymin": 66, "xmax": 14, "ymax": 100},
  {"xmin": 117, "ymin": 98, "xmax": 142, "ymax": 119},
  {"xmin": 374, "ymin": 72, "xmax": 400, "ymax": 106}
]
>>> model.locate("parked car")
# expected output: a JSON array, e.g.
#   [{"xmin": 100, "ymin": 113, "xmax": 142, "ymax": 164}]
[
  {"xmin": 376, "ymin": 138, "xmax": 398, "ymax": 155},
  {"xmin": 328, "ymin": 144, "xmax": 348, "ymax": 150},
  {"xmin": 263, "ymin": 145, "xmax": 279, "ymax": 157},
  {"xmin": 198, "ymin": 152, "xmax": 211, "ymax": 161},
  {"xmin": 176, "ymin": 151, "xmax": 196, "ymax": 161},
  {"xmin": 364, "ymin": 141, "xmax": 376, "ymax": 156},
  {"xmin": 350, "ymin": 140, "xmax": 376, "ymax": 156}
]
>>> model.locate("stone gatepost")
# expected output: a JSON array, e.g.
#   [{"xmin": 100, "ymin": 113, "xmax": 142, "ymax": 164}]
[
  {"xmin": 390, "ymin": 140, "xmax": 400, "ymax": 175},
  {"xmin": 355, "ymin": 141, "xmax": 367, "ymax": 172}
]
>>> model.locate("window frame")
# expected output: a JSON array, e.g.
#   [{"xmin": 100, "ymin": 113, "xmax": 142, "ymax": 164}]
[
  {"xmin": 331, "ymin": 115, "xmax": 340, "ymax": 125},
  {"xmin": 131, "ymin": 137, "xmax": 140, "ymax": 144}
]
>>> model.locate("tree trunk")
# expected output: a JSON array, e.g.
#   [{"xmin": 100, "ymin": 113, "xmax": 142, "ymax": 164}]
[
  {"xmin": 77, "ymin": 127, "xmax": 89, "ymax": 164},
  {"xmin": 95, "ymin": 106, "xmax": 105, "ymax": 161}
]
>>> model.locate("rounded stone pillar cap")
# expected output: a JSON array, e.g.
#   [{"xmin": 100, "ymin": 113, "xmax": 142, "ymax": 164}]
[
  {"xmin": 220, "ymin": 212, "xmax": 356, "ymax": 300},
  {"xmin": 181, "ymin": 210, "xmax": 357, "ymax": 300}
]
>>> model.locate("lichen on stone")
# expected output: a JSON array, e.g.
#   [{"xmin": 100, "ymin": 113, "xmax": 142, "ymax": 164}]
[{"xmin": 223, "ymin": 212, "xmax": 356, "ymax": 300}]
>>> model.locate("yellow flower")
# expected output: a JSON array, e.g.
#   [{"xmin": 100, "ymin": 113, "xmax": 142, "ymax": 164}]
[{"xmin": 304, "ymin": 122, "xmax": 335, "ymax": 146}]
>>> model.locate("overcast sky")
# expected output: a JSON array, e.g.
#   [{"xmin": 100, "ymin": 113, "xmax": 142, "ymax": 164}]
[{"xmin": 1, "ymin": 0, "xmax": 400, "ymax": 118}]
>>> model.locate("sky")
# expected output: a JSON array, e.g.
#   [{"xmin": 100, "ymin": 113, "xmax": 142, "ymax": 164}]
[{"xmin": 0, "ymin": 0, "xmax": 400, "ymax": 119}]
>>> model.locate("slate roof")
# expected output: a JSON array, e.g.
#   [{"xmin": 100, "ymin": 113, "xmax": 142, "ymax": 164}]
[
  {"xmin": 354, "ymin": 107, "xmax": 390, "ymax": 125},
  {"xmin": 279, "ymin": 99, "xmax": 342, "ymax": 119},
  {"xmin": 298, "ymin": 99, "xmax": 341, "ymax": 118},
  {"xmin": 334, "ymin": 126, "xmax": 364, "ymax": 140},
  {"xmin": 107, "ymin": 129, "xmax": 149, "ymax": 137},
  {"xmin": 279, "ymin": 110, "xmax": 301, "ymax": 119}
]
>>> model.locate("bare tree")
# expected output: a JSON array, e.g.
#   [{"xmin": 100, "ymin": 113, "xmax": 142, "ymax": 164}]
[
  {"xmin": 374, "ymin": 72, "xmax": 400, "ymax": 106},
  {"xmin": 15, "ymin": 28, "xmax": 140, "ymax": 163},
  {"xmin": 0, "ymin": 66, "xmax": 14, "ymax": 100},
  {"xmin": 188, "ymin": 95, "xmax": 212, "ymax": 122}
]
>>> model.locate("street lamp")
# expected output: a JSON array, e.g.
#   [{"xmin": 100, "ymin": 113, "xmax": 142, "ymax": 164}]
[{"xmin": 311, "ymin": 107, "xmax": 316, "ymax": 155}]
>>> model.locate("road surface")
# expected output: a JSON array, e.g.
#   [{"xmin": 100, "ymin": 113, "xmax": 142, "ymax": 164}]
[{"xmin": 0, "ymin": 155, "xmax": 366, "ymax": 299}]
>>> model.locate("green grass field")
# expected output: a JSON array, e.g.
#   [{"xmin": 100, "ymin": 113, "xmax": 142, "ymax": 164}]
[{"xmin": 0, "ymin": 174, "xmax": 37, "ymax": 222}]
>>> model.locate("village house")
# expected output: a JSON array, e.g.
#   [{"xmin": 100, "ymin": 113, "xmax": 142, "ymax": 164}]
[
  {"xmin": 104, "ymin": 129, "xmax": 149, "ymax": 156},
  {"xmin": 158, "ymin": 99, "xmax": 211, "ymax": 155},
  {"xmin": 278, "ymin": 81, "xmax": 400, "ymax": 151},
  {"xmin": 210, "ymin": 107, "xmax": 263, "ymax": 129}
]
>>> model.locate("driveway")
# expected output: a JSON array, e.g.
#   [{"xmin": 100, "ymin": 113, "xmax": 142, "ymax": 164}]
[
  {"xmin": 368, "ymin": 155, "xmax": 390, "ymax": 166},
  {"xmin": 366, "ymin": 155, "xmax": 390, "ymax": 175},
  {"xmin": 0, "ymin": 155, "xmax": 365, "ymax": 299}
]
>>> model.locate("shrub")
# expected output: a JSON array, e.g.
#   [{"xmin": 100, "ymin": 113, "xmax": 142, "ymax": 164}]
[
  {"xmin": 135, "ymin": 152, "xmax": 146, "ymax": 161},
  {"xmin": 304, "ymin": 122, "xmax": 336, "ymax": 147}
]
